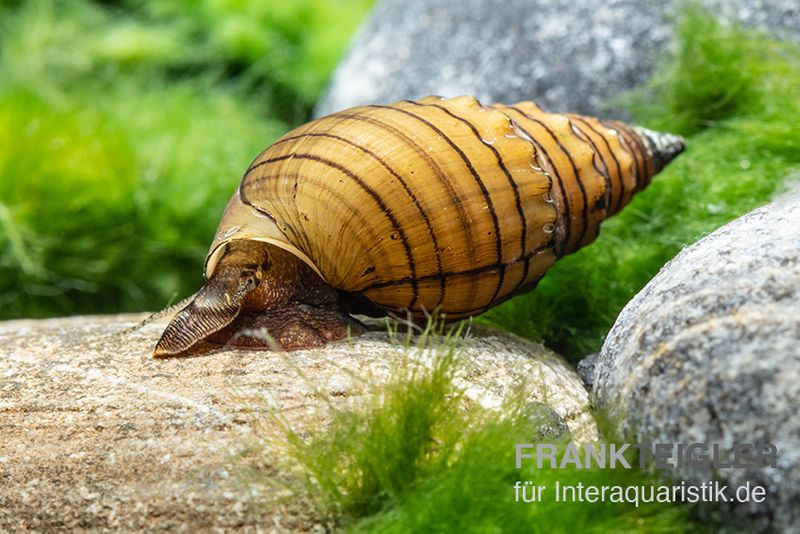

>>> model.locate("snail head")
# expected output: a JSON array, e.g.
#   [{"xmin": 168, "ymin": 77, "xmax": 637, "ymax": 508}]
[{"xmin": 152, "ymin": 240, "xmax": 271, "ymax": 357}]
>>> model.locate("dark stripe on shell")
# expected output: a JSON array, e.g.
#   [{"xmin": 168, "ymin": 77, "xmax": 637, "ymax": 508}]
[
  {"xmin": 368, "ymin": 103, "xmax": 503, "ymax": 309},
  {"xmin": 573, "ymin": 117, "xmax": 625, "ymax": 215},
  {"xmin": 618, "ymin": 123, "xmax": 649, "ymax": 189},
  {"xmin": 568, "ymin": 118, "xmax": 611, "ymax": 215},
  {"xmin": 624, "ymin": 124, "xmax": 653, "ymax": 187},
  {"xmin": 514, "ymin": 111, "xmax": 590, "ymax": 249},
  {"xmin": 362, "ymin": 241, "xmax": 552, "ymax": 316},
  {"xmin": 507, "ymin": 106, "xmax": 572, "ymax": 257},
  {"xmin": 629, "ymin": 126, "xmax": 658, "ymax": 188},
  {"xmin": 493, "ymin": 111, "xmax": 560, "ymax": 283},
  {"xmin": 334, "ymin": 109, "xmax": 480, "ymax": 308},
  {"xmin": 267, "ymin": 130, "xmax": 445, "ymax": 308},
  {"xmin": 243, "ymin": 153, "xmax": 419, "ymax": 305},
  {"xmin": 238, "ymin": 173, "xmax": 383, "ymax": 271},
  {"xmin": 601, "ymin": 121, "xmax": 639, "ymax": 204},
  {"xmin": 409, "ymin": 100, "xmax": 528, "ymax": 306},
  {"xmin": 608, "ymin": 121, "xmax": 647, "ymax": 192}
]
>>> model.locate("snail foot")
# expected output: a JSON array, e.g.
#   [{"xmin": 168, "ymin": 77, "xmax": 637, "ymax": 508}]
[{"xmin": 208, "ymin": 303, "xmax": 365, "ymax": 351}]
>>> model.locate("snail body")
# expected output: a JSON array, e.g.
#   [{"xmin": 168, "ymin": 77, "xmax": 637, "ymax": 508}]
[{"xmin": 154, "ymin": 96, "xmax": 684, "ymax": 356}]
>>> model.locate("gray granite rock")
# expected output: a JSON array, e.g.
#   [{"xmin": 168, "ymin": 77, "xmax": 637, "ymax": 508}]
[
  {"xmin": 316, "ymin": 0, "xmax": 800, "ymax": 118},
  {"xmin": 576, "ymin": 352, "xmax": 599, "ymax": 391},
  {"xmin": 593, "ymin": 193, "xmax": 800, "ymax": 531},
  {"xmin": 0, "ymin": 314, "xmax": 595, "ymax": 531}
]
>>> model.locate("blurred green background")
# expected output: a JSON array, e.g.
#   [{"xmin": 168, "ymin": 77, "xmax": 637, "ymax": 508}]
[
  {"xmin": 2, "ymin": 1, "xmax": 799, "ymax": 363},
  {"xmin": 0, "ymin": 0, "xmax": 373, "ymax": 318}
]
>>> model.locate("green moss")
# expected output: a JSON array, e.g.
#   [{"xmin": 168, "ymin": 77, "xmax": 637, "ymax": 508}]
[
  {"xmin": 0, "ymin": 0, "xmax": 372, "ymax": 318},
  {"xmin": 130, "ymin": 0, "xmax": 374, "ymax": 122},
  {"xmin": 263, "ymin": 323, "xmax": 701, "ymax": 532},
  {"xmin": 352, "ymin": 430, "xmax": 695, "ymax": 534},
  {"xmin": 481, "ymin": 8, "xmax": 800, "ymax": 360},
  {"xmin": 0, "ymin": 79, "xmax": 283, "ymax": 316}
]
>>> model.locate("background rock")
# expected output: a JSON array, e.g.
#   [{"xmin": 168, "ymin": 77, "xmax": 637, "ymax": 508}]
[
  {"xmin": 0, "ymin": 314, "xmax": 595, "ymax": 531},
  {"xmin": 316, "ymin": 0, "xmax": 800, "ymax": 118},
  {"xmin": 592, "ymin": 194, "xmax": 800, "ymax": 531}
]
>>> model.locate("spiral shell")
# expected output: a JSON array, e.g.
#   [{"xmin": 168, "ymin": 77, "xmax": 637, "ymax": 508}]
[{"xmin": 205, "ymin": 96, "xmax": 684, "ymax": 319}]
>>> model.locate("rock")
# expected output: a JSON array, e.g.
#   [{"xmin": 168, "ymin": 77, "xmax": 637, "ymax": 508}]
[
  {"xmin": 592, "ymin": 194, "xmax": 800, "ymax": 531},
  {"xmin": 316, "ymin": 0, "xmax": 800, "ymax": 118},
  {"xmin": 0, "ymin": 314, "xmax": 595, "ymax": 531},
  {"xmin": 576, "ymin": 352, "xmax": 599, "ymax": 391}
]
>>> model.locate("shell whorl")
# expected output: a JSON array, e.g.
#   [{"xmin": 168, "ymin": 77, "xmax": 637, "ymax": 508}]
[{"xmin": 207, "ymin": 96, "xmax": 684, "ymax": 319}]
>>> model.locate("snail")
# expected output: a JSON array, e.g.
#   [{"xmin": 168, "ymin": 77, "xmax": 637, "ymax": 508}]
[{"xmin": 153, "ymin": 96, "xmax": 684, "ymax": 356}]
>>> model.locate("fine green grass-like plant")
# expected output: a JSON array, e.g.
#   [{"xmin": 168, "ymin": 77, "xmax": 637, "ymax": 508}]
[
  {"xmin": 480, "ymin": 8, "xmax": 800, "ymax": 360},
  {"xmin": 125, "ymin": 0, "xmax": 374, "ymax": 123},
  {"xmin": 261, "ymin": 320, "xmax": 469, "ymax": 521},
  {"xmin": 0, "ymin": 0, "xmax": 372, "ymax": 318},
  {"xmin": 260, "ymin": 321, "xmax": 699, "ymax": 532}
]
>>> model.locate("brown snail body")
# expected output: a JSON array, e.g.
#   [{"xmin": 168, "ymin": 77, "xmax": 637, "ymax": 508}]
[{"xmin": 154, "ymin": 96, "xmax": 684, "ymax": 356}]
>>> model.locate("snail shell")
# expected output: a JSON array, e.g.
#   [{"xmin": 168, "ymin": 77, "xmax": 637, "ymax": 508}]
[{"xmin": 204, "ymin": 95, "xmax": 684, "ymax": 320}]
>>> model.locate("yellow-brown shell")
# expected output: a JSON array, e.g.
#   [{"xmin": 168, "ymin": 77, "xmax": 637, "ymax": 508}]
[{"xmin": 205, "ymin": 96, "xmax": 681, "ymax": 319}]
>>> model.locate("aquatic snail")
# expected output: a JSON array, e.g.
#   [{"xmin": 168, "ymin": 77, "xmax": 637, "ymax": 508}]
[{"xmin": 153, "ymin": 95, "xmax": 685, "ymax": 356}]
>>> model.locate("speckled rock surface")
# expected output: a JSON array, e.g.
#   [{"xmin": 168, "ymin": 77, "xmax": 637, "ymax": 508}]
[
  {"xmin": 0, "ymin": 314, "xmax": 595, "ymax": 531},
  {"xmin": 316, "ymin": 0, "xmax": 800, "ymax": 117},
  {"xmin": 593, "ymin": 195, "xmax": 800, "ymax": 531}
]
